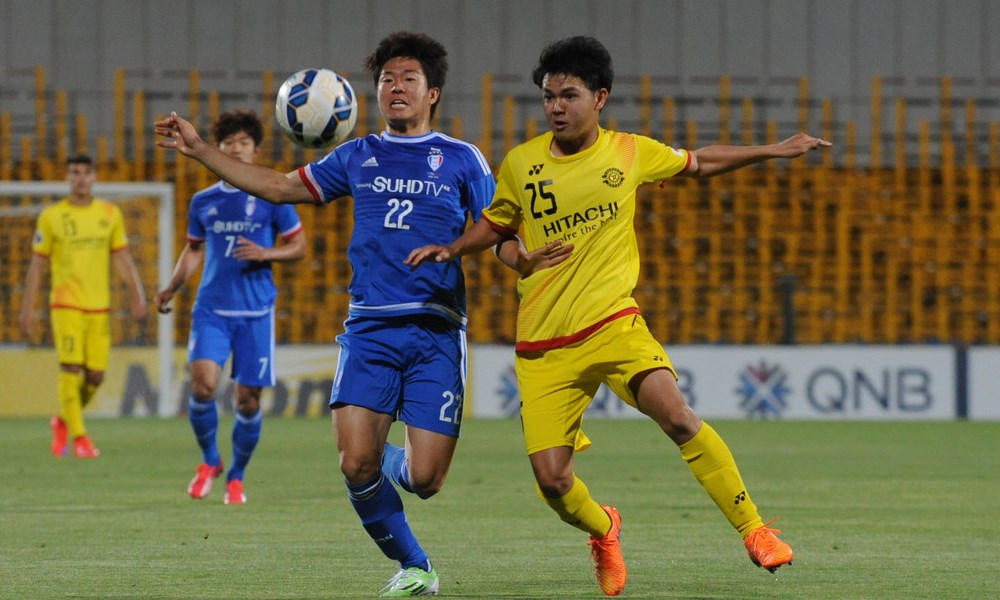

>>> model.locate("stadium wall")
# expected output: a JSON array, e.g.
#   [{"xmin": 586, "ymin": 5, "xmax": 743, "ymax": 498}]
[{"xmin": 2, "ymin": 344, "xmax": 997, "ymax": 421}]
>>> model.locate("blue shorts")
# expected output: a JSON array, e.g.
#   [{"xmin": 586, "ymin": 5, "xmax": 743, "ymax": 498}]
[
  {"xmin": 331, "ymin": 316, "xmax": 467, "ymax": 437},
  {"xmin": 188, "ymin": 305, "xmax": 276, "ymax": 388}
]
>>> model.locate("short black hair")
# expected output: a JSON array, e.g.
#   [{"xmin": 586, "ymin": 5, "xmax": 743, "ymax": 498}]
[
  {"xmin": 67, "ymin": 153, "xmax": 94, "ymax": 167},
  {"xmin": 531, "ymin": 36, "xmax": 614, "ymax": 93},
  {"xmin": 210, "ymin": 109, "xmax": 263, "ymax": 146},
  {"xmin": 364, "ymin": 31, "xmax": 448, "ymax": 118}
]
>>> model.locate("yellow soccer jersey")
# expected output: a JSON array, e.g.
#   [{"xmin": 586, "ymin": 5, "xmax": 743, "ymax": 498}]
[
  {"xmin": 32, "ymin": 198, "xmax": 129, "ymax": 312},
  {"xmin": 483, "ymin": 129, "xmax": 690, "ymax": 350}
]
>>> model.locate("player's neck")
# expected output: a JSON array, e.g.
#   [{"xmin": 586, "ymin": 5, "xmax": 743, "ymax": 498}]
[
  {"xmin": 67, "ymin": 193, "xmax": 93, "ymax": 206},
  {"xmin": 550, "ymin": 130, "xmax": 599, "ymax": 157},
  {"xmin": 385, "ymin": 117, "xmax": 432, "ymax": 137}
]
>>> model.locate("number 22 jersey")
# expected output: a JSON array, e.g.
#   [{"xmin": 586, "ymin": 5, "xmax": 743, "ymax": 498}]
[{"xmin": 298, "ymin": 130, "xmax": 496, "ymax": 329}]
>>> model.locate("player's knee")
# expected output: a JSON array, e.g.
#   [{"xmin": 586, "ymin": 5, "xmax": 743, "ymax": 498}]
[
  {"xmin": 235, "ymin": 390, "xmax": 261, "ymax": 417},
  {"xmin": 410, "ymin": 473, "xmax": 446, "ymax": 499},
  {"xmin": 536, "ymin": 476, "xmax": 573, "ymax": 499},
  {"xmin": 85, "ymin": 371, "xmax": 104, "ymax": 387},
  {"xmin": 339, "ymin": 453, "xmax": 380, "ymax": 485},
  {"xmin": 190, "ymin": 380, "xmax": 216, "ymax": 400}
]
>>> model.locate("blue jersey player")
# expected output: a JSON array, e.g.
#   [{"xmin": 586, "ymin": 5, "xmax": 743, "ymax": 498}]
[
  {"xmin": 156, "ymin": 109, "xmax": 306, "ymax": 506},
  {"xmin": 156, "ymin": 32, "xmax": 574, "ymax": 596}
]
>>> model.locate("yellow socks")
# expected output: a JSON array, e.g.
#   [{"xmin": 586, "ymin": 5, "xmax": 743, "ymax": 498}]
[
  {"xmin": 58, "ymin": 370, "xmax": 86, "ymax": 438},
  {"xmin": 680, "ymin": 422, "xmax": 764, "ymax": 538},
  {"xmin": 538, "ymin": 475, "xmax": 612, "ymax": 537}
]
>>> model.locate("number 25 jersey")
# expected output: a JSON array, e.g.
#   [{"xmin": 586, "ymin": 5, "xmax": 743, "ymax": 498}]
[{"xmin": 298, "ymin": 130, "xmax": 496, "ymax": 329}]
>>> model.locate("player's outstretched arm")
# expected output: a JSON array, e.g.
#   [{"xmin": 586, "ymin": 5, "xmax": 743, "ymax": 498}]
[
  {"xmin": 684, "ymin": 132, "xmax": 831, "ymax": 178},
  {"xmin": 155, "ymin": 112, "xmax": 313, "ymax": 204},
  {"xmin": 405, "ymin": 219, "xmax": 504, "ymax": 268}
]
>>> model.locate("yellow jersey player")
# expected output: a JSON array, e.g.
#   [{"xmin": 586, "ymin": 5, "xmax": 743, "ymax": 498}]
[
  {"xmin": 407, "ymin": 36, "xmax": 830, "ymax": 596},
  {"xmin": 20, "ymin": 154, "xmax": 147, "ymax": 458}
]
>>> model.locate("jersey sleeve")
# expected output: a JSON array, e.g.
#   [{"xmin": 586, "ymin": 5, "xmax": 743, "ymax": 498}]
[
  {"xmin": 32, "ymin": 208, "xmax": 54, "ymax": 256},
  {"xmin": 187, "ymin": 196, "xmax": 206, "ymax": 242},
  {"xmin": 636, "ymin": 135, "xmax": 691, "ymax": 182},
  {"xmin": 298, "ymin": 140, "xmax": 355, "ymax": 205},
  {"xmin": 275, "ymin": 204, "xmax": 304, "ymax": 239},
  {"xmin": 481, "ymin": 154, "xmax": 522, "ymax": 233},
  {"xmin": 109, "ymin": 204, "xmax": 128, "ymax": 251}
]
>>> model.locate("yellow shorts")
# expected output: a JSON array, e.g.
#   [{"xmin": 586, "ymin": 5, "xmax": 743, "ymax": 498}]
[
  {"xmin": 50, "ymin": 308, "xmax": 111, "ymax": 371},
  {"xmin": 515, "ymin": 314, "xmax": 676, "ymax": 455}
]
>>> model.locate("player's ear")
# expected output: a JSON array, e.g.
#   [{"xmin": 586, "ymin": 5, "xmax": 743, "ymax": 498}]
[
  {"xmin": 429, "ymin": 87, "xmax": 441, "ymax": 106},
  {"xmin": 594, "ymin": 88, "xmax": 609, "ymax": 111}
]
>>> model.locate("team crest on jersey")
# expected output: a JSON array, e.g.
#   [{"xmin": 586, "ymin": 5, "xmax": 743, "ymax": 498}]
[
  {"xmin": 601, "ymin": 167, "xmax": 625, "ymax": 188},
  {"xmin": 245, "ymin": 197, "xmax": 256, "ymax": 217},
  {"xmin": 427, "ymin": 148, "xmax": 444, "ymax": 172}
]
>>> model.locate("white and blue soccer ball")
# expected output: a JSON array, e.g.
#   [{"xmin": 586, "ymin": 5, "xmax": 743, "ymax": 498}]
[{"xmin": 275, "ymin": 68, "xmax": 358, "ymax": 149}]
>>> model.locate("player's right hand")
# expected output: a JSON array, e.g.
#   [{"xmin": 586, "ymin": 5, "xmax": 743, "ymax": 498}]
[
  {"xmin": 155, "ymin": 289, "xmax": 174, "ymax": 314},
  {"xmin": 154, "ymin": 112, "xmax": 205, "ymax": 157},
  {"xmin": 517, "ymin": 240, "xmax": 574, "ymax": 277}
]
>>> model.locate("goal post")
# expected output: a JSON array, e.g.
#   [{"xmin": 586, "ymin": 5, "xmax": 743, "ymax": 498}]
[{"xmin": 0, "ymin": 181, "xmax": 176, "ymax": 417}]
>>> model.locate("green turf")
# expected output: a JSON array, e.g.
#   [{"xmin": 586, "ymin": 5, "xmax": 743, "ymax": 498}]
[{"xmin": 1, "ymin": 417, "xmax": 998, "ymax": 599}]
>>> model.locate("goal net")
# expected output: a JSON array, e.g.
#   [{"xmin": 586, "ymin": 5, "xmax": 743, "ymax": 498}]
[{"xmin": 0, "ymin": 181, "xmax": 176, "ymax": 418}]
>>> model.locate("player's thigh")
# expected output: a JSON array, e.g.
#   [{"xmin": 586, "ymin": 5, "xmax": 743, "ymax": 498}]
[
  {"xmin": 82, "ymin": 312, "xmax": 111, "ymax": 372},
  {"xmin": 596, "ymin": 315, "xmax": 678, "ymax": 408},
  {"xmin": 50, "ymin": 309, "xmax": 84, "ymax": 366},
  {"xmin": 330, "ymin": 325, "xmax": 403, "ymax": 417},
  {"xmin": 187, "ymin": 308, "xmax": 232, "ymax": 368},
  {"xmin": 230, "ymin": 311, "xmax": 276, "ymax": 388},
  {"xmin": 515, "ymin": 348, "xmax": 597, "ymax": 455}
]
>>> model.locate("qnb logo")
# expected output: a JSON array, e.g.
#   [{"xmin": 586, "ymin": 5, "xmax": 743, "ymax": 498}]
[
  {"xmin": 734, "ymin": 490, "xmax": 748, "ymax": 506},
  {"xmin": 736, "ymin": 361, "xmax": 791, "ymax": 418},
  {"xmin": 528, "ymin": 164, "xmax": 544, "ymax": 175}
]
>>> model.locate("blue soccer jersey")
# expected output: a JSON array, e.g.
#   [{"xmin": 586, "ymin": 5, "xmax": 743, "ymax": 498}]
[
  {"xmin": 187, "ymin": 182, "xmax": 303, "ymax": 314},
  {"xmin": 298, "ymin": 130, "xmax": 495, "ymax": 328}
]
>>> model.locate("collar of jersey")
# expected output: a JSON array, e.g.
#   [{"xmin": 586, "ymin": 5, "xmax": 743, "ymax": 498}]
[{"xmin": 381, "ymin": 130, "xmax": 439, "ymax": 144}]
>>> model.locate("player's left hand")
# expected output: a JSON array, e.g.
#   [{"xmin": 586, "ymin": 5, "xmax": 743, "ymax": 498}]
[
  {"xmin": 774, "ymin": 132, "xmax": 832, "ymax": 157},
  {"xmin": 405, "ymin": 244, "xmax": 453, "ymax": 268},
  {"xmin": 517, "ymin": 240, "xmax": 574, "ymax": 277},
  {"xmin": 233, "ymin": 236, "xmax": 267, "ymax": 261}
]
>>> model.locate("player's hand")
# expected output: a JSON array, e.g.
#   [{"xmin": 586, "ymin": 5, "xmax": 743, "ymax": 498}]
[
  {"xmin": 131, "ymin": 297, "xmax": 148, "ymax": 321},
  {"xmin": 18, "ymin": 310, "xmax": 39, "ymax": 341},
  {"xmin": 154, "ymin": 112, "xmax": 205, "ymax": 157},
  {"xmin": 404, "ymin": 245, "xmax": 453, "ymax": 268},
  {"xmin": 774, "ymin": 132, "xmax": 832, "ymax": 158},
  {"xmin": 155, "ymin": 289, "xmax": 174, "ymax": 314},
  {"xmin": 517, "ymin": 240, "xmax": 574, "ymax": 277},
  {"xmin": 233, "ymin": 236, "xmax": 266, "ymax": 262}
]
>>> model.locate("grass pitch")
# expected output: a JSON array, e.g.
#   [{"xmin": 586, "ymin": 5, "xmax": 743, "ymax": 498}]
[{"xmin": 1, "ymin": 417, "xmax": 998, "ymax": 599}]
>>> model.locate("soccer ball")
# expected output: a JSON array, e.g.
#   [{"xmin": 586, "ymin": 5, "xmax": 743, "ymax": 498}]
[{"xmin": 275, "ymin": 68, "xmax": 358, "ymax": 149}]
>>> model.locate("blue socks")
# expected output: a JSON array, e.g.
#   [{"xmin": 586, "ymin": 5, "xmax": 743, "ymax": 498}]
[
  {"xmin": 188, "ymin": 397, "xmax": 221, "ymax": 467},
  {"xmin": 347, "ymin": 474, "xmax": 428, "ymax": 569},
  {"xmin": 229, "ymin": 409, "xmax": 262, "ymax": 482},
  {"xmin": 381, "ymin": 443, "xmax": 414, "ymax": 493},
  {"xmin": 188, "ymin": 397, "xmax": 262, "ymax": 482}
]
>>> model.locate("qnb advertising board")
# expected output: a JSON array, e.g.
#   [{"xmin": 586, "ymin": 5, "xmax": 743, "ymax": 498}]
[{"xmin": 469, "ymin": 345, "xmax": 956, "ymax": 420}]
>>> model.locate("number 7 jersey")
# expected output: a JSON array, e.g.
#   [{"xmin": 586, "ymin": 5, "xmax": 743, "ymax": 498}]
[{"xmin": 298, "ymin": 130, "xmax": 496, "ymax": 329}]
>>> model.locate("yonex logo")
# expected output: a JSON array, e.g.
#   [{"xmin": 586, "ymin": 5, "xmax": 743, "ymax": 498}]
[
  {"xmin": 734, "ymin": 490, "xmax": 747, "ymax": 506},
  {"xmin": 528, "ymin": 164, "xmax": 543, "ymax": 175}
]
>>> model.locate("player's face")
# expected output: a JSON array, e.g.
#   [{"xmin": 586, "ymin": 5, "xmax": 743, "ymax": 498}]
[
  {"xmin": 541, "ymin": 73, "xmax": 608, "ymax": 155},
  {"xmin": 66, "ymin": 163, "xmax": 96, "ymax": 198},
  {"xmin": 377, "ymin": 56, "xmax": 440, "ymax": 135},
  {"xmin": 219, "ymin": 131, "xmax": 259, "ymax": 164}
]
